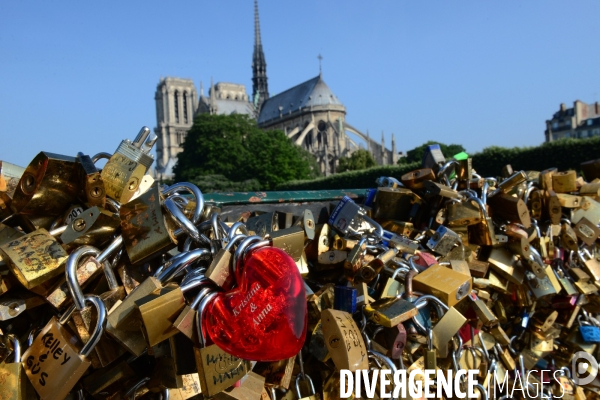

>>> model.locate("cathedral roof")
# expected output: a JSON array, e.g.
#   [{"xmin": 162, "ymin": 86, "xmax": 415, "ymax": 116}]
[{"xmin": 257, "ymin": 75, "xmax": 344, "ymax": 125}]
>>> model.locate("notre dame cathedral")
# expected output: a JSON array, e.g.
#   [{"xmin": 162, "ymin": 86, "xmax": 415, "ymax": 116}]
[{"xmin": 153, "ymin": 1, "xmax": 397, "ymax": 179}]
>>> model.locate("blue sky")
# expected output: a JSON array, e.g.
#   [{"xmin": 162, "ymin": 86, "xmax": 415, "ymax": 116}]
[{"xmin": 1, "ymin": 1, "xmax": 599, "ymax": 169}]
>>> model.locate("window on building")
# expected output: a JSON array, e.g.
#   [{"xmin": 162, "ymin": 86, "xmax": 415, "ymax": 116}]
[
  {"xmin": 580, "ymin": 131, "xmax": 588, "ymax": 138},
  {"xmin": 565, "ymin": 120, "xmax": 571, "ymax": 127},
  {"xmin": 552, "ymin": 122, "xmax": 559, "ymax": 130},
  {"xmin": 174, "ymin": 91, "xmax": 180, "ymax": 124},
  {"xmin": 183, "ymin": 92, "xmax": 188, "ymax": 124},
  {"xmin": 588, "ymin": 119, "xmax": 594, "ymax": 126}
]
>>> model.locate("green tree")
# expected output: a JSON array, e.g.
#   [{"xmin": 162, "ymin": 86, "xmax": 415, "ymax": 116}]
[
  {"xmin": 173, "ymin": 114, "xmax": 320, "ymax": 191},
  {"xmin": 337, "ymin": 149, "xmax": 377, "ymax": 173},
  {"xmin": 400, "ymin": 141, "xmax": 466, "ymax": 165}
]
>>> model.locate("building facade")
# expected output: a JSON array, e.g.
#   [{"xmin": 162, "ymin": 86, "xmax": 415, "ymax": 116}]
[
  {"xmin": 153, "ymin": 0, "xmax": 397, "ymax": 178},
  {"xmin": 545, "ymin": 100, "xmax": 600, "ymax": 142}
]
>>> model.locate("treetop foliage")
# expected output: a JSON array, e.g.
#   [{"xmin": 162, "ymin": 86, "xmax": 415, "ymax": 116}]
[
  {"xmin": 337, "ymin": 149, "xmax": 377, "ymax": 173},
  {"xmin": 399, "ymin": 141, "xmax": 466, "ymax": 164},
  {"xmin": 173, "ymin": 114, "xmax": 320, "ymax": 191}
]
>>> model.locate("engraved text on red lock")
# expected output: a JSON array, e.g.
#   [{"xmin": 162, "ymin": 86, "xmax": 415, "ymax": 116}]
[{"xmin": 204, "ymin": 247, "xmax": 307, "ymax": 361}]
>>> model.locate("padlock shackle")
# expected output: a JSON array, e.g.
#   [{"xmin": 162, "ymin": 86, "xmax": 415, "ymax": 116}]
[
  {"xmin": 197, "ymin": 291, "xmax": 219, "ymax": 347},
  {"xmin": 96, "ymin": 235, "xmax": 123, "ymax": 264},
  {"xmin": 232, "ymin": 235, "xmax": 262, "ymax": 275},
  {"xmin": 227, "ymin": 222, "xmax": 249, "ymax": 241},
  {"xmin": 157, "ymin": 248, "xmax": 211, "ymax": 283},
  {"xmin": 437, "ymin": 160, "xmax": 459, "ymax": 187},
  {"xmin": 125, "ymin": 377, "xmax": 151, "ymax": 399},
  {"xmin": 91, "ymin": 152, "xmax": 112, "ymax": 164},
  {"xmin": 225, "ymin": 234, "xmax": 247, "ymax": 252},
  {"xmin": 361, "ymin": 214, "xmax": 384, "ymax": 239},
  {"xmin": 180, "ymin": 276, "xmax": 211, "ymax": 294},
  {"xmin": 191, "ymin": 286, "xmax": 213, "ymax": 310},
  {"xmin": 162, "ymin": 182, "xmax": 204, "ymax": 224},
  {"xmin": 66, "ymin": 245, "xmax": 101, "ymax": 310},
  {"xmin": 210, "ymin": 212, "xmax": 222, "ymax": 241},
  {"xmin": 80, "ymin": 295, "xmax": 107, "ymax": 357},
  {"xmin": 466, "ymin": 194, "xmax": 490, "ymax": 219},
  {"xmin": 294, "ymin": 374, "xmax": 315, "ymax": 399},
  {"xmin": 164, "ymin": 198, "xmax": 201, "ymax": 243},
  {"xmin": 404, "ymin": 269, "xmax": 418, "ymax": 298},
  {"xmin": 8, "ymin": 334, "xmax": 20, "ymax": 363},
  {"xmin": 472, "ymin": 384, "xmax": 488, "ymax": 400},
  {"xmin": 132, "ymin": 126, "xmax": 151, "ymax": 148},
  {"xmin": 481, "ymin": 180, "xmax": 489, "ymax": 205},
  {"xmin": 48, "ymin": 224, "xmax": 67, "ymax": 237}
]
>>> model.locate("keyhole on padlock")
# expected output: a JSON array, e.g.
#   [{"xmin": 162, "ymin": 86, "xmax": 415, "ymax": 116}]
[
  {"xmin": 7, "ymin": 302, "xmax": 20, "ymax": 317},
  {"xmin": 89, "ymin": 186, "xmax": 103, "ymax": 198},
  {"xmin": 73, "ymin": 218, "xmax": 86, "ymax": 232},
  {"xmin": 306, "ymin": 220, "xmax": 314, "ymax": 229},
  {"xmin": 21, "ymin": 173, "xmax": 36, "ymax": 194},
  {"xmin": 128, "ymin": 177, "xmax": 139, "ymax": 191},
  {"xmin": 329, "ymin": 335, "xmax": 341, "ymax": 348}
]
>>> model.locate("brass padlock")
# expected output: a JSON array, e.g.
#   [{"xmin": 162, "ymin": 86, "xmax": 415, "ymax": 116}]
[
  {"xmin": 100, "ymin": 127, "xmax": 157, "ymax": 203},
  {"xmin": 373, "ymin": 187, "xmax": 422, "ymax": 222},
  {"xmin": 446, "ymin": 199, "xmax": 482, "ymax": 227},
  {"xmin": 22, "ymin": 295, "xmax": 106, "ymax": 400},
  {"xmin": 544, "ymin": 190, "xmax": 562, "ymax": 225},
  {"xmin": 11, "ymin": 152, "xmax": 85, "ymax": 224},
  {"xmin": 467, "ymin": 195, "xmax": 499, "ymax": 246},
  {"xmin": 574, "ymin": 217, "xmax": 600, "ymax": 246},
  {"xmin": 485, "ymin": 247, "xmax": 524, "ymax": 285},
  {"xmin": 65, "ymin": 245, "xmax": 126, "ymax": 368},
  {"xmin": 293, "ymin": 374, "xmax": 317, "ymax": 400},
  {"xmin": 578, "ymin": 249, "xmax": 600, "ymax": 281},
  {"xmin": 487, "ymin": 192, "xmax": 531, "ymax": 228},
  {"xmin": 364, "ymin": 296, "xmax": 418, "ymax": 327},
  {"xmin": 321, "ymin": 308, "xmax": 368, "ymax": 371},
  {"xmin": 76, "ymin": 152, "xmax": 105, "ymax": 208},
  {"xmin": 194, "ymin": 291, "xmax": 251, "ymax": 397},
  {"xmin": 136, "ymin": 252, "xmax": 211, "ymax": 347},
  {"xmin": 0, "ymin": 335, "xmax": 36, "ymax": 400},
  {"xmin": 400, "ymin": 168, "xmax": 435, "ymax": 190},
  {"xmin": 411, "ymin": 263, "xmax": 471, "ymax": 307},
  {"xmin": 552, "ymin": 170, "xmax": 578, "ymax": 193},
  {"xmin": 46, "ymin": 235, "xmax": 123, "ymax": 309},
  {"xmin": 105, "ymin": 251, "xmax": 201, "ymax": 356},
  {"xmin": 0, "ymin": 228, "xmax": 69, "ymax": 289},
  {"xmin": 120, "ymin": 183, "xmax": 180, "ymax": 265},
  {"xmin": 253, "ymin": 356, "xmax": 296, "ymax": 389}
]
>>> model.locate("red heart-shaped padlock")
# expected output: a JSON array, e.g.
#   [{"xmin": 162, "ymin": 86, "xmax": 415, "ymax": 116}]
[{"xmin": 203, "ymin": 246, "xmax": 307, "ymax": 361}]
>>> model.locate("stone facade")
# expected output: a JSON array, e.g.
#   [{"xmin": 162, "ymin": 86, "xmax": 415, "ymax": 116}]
[
  {"xmin": 545, "ymin": 100, "xmax": 600, "ymax": 142},
  {"xmin": 153, "ymin": 1, "xmax": 397, "ymax": 179},
  {"xmin": 154, "ymin": 77, "xmax": 198, "ymax": 178}
]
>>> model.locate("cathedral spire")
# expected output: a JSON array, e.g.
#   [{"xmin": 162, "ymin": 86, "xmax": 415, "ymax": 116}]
[{"xmin": 252, "ymin": 0, "xmax": 269, "ymax": 110}]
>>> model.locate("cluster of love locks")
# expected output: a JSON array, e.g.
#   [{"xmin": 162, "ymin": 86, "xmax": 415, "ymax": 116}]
[{"xmin": 1, "ymin": 130, "xmax": 600, "ymax": 400}]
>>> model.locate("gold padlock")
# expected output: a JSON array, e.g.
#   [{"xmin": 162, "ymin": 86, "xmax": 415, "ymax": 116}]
[
  {"xmin": 411, "ymin": 263, "xmax": 471, "ymax": 307},
  {"xmin": 120, "ymin": 183, "xmax": 180, "ymax": 265},
  {"xmin": 11, "ymin": 152, "xmax": 85, "ymax": 225},
  {"xmin": 100, "ymin": 127, "xmax": 157, "ymax": 204},
  {"xmin": 22, "ymin": 295, "xmax": 106, "ymax": 400},
  {"xmin": 0, "ymin": 335, "xmax": 36, "ymax": 400},
  {"xmin": 552, "ymin": 170, "xmax": 578, "ymax": 193},
  {"xmin": 0, "ymin": 228, "xmax": 68, "ymax": 289},
  {"xmin": 192, "ymin": 290, "xmax": 251, "ymax": 397},
  {"xmin": 321, "ymin": 308, "xmax": 368, "ymax": 371}
]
